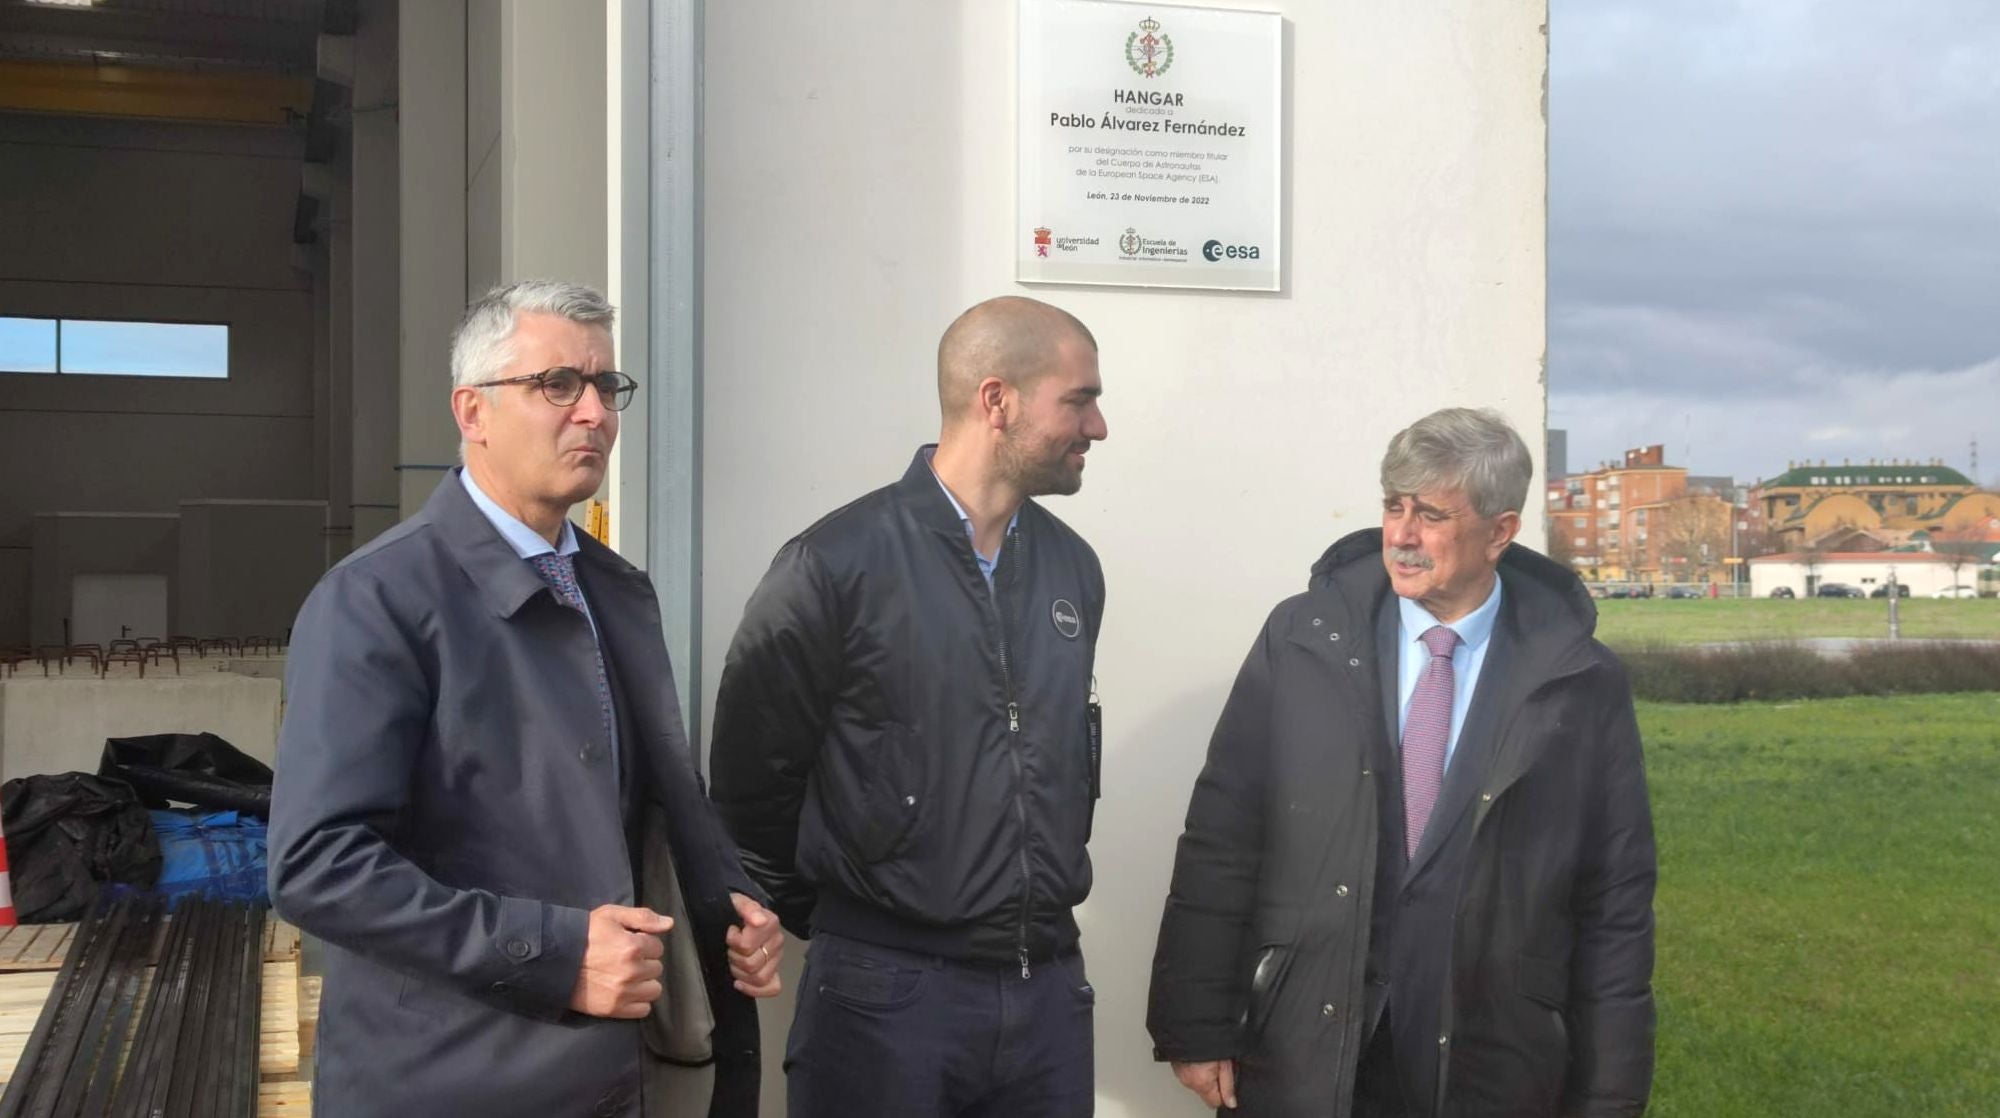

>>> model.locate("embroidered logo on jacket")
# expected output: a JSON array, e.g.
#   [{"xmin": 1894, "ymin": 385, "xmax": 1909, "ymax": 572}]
[{"xmin": 1050, "ymin": 599, "xmax": 1083, "ymax": 640}]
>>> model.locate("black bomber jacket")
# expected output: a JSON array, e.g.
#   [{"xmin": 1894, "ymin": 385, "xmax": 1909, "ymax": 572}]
[{"xmin": 710, "ymin": 447, "xmax": 1106, "ymax": 970}]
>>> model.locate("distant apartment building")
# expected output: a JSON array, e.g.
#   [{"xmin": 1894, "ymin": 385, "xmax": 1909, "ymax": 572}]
[
  {"xmin": 1550, "ymin": 449, "xmax": 1998, "ymax": 586},
  {"xmin": 1547, "ymin": 444, "xmax": 1727, "ymax": 582}
]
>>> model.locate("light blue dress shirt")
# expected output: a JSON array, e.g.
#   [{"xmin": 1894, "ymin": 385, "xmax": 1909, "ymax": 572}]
[
  {"xmin": 1395, "ymin": 575, "xmax": 1504, "ymax": 771},
  {"xmin": 925, "ymin": 449, "xmax": 1018, "ymax": 587},
  {"xmin": 459, "ymin": 469, "xmax": 618, "ymax": 774}
]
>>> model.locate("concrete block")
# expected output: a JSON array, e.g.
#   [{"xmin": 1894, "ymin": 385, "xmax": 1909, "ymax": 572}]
[{"xmin": 0, "ymin": 673, "xmax": 282, "ymax": 784}]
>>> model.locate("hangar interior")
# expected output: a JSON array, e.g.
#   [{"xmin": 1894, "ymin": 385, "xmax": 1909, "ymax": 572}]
[{"xmin": 1, "ymin": 0, "xmax": 349, "ymax": 654}]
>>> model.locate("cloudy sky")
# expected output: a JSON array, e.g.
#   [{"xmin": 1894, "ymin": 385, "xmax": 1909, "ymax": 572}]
[{"xmin": 1549, "ymin": 0, "xmax": 2000, "ymax": 487}]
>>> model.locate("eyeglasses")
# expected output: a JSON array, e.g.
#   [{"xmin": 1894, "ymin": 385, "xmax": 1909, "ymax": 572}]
[{"xmin": 469, "ymin": 367, "xmax": 638, "ymax": 411}]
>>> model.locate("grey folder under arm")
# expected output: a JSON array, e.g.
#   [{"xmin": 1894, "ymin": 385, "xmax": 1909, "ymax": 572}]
[{"xmin": 639, "ymin": 803, "xmax": 717, "ymax": 1065}]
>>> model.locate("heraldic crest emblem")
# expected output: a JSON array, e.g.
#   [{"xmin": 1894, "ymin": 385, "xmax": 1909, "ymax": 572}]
[{"xmin": 1125, "ymin": 16, "xmax": 1174, "ymax": 78}]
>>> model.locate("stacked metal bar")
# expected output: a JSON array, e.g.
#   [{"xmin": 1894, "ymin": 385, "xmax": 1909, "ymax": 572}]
[
  {"xmin": 0, "ymin": 896, "xmax": 267, "ymax": 1118},
  {"xmin": 0, "ymin": 896, "xmax": 161, "ymax": 1118},
  {"xmin": 116, "ymin": 897, "xmax": 268, "ymax": 1118}
]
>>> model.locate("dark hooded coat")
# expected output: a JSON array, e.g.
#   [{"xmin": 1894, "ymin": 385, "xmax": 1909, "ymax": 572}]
[{"xmin": 1148, "ymin": 531, "xmax": 1655, "ymax": 1118}]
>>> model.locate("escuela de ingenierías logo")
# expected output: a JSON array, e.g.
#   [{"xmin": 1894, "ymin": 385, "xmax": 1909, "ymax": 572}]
[
  {"xmin": 1117, "ymin": 228, "xmax": 1190, "ymax": 262},
  {"xmin": 1202, "ymin": 238, "xmax": 1263, "ymax": 261},
  {"xmin": 1125, "ymin": 16, "xmax": 1174, "ymax": 78}
]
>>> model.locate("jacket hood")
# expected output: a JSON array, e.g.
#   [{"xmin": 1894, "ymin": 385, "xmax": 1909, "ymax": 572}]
[{"xmin": 1308, "ymin": 527, "xmax": 1600, "ymax": 641}]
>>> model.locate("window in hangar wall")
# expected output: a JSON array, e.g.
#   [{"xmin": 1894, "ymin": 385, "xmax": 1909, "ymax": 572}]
[{"xmin": 0, "ymin": 316, "xmax": 228, "ymax": 379}]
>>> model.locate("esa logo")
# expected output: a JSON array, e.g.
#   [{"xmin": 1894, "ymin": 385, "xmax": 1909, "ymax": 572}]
[
  {"xmin": 1201, "ymin": 239, "xmax": 1261, "ymax": 262},
  {"xmin": 1050, "ymin": 599, "xmax": 1082, "ymax": 640}
]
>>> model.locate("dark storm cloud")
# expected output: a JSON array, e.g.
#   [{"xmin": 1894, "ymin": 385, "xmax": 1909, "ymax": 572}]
[{"xmin": 1549, "ymin": 0, "xmax": 2000, "ymax": 482}]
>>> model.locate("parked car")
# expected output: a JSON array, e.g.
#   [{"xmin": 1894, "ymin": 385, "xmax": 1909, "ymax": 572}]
[
  {"xmin": 1665, "ymin": 585, "xmax": 1704, "ymax": 599},
  {"xmin": 1815, "ymin": 583, "xmax": 1865, "ymax": 598},
  {"xmin": 1868, "ymin": 583, "xmax": 1911, "ymax": 598},
  {"xmin": 1934, "ymin": 585, "xmax": 1977, "ymax": 599},
  {"xmin": 1769, "ymin": 586, "xmax": 1795, "ymax": 599},
  {"xmin": 1601, "ymin": 586, "xmax": 1653, "ymax": 599}
]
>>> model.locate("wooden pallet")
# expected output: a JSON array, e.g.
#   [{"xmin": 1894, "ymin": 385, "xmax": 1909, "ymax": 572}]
[
  {"xmin": 0, "ymin": 917, "xmax": 300, "ymax": 972},
  {"xmin": 260, "ymin": 1080, "xmax": 314, "ymax": 1114},
  {"xmin": 0, "ymin": 924, "xmax": 73, "ymax": 972},
  {"xmin": 260, "ymin": 960, "xmax": 302, "ymax": 1079},
  {"xmin": 297, "ymin": 975, "xmax": 321, "ymax": 1065}
]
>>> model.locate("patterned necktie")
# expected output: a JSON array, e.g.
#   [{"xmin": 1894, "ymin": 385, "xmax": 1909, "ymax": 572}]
[
  {"xmin": 529, "ymin": 553, "xmax": 617, "ymax": 779},
  {"xmin": 1401, "ymin": 625, "xmax": 1462, "ymax": 859}
]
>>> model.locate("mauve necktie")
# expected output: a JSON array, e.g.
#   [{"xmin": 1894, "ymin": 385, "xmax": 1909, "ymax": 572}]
[
  {"xmin": 529, "ymin": 553, "xmax": 616, "ymax": 777},
  {"xmin": 1401, "ymin": 624, "xmax": 1462, "ymax": 859}
]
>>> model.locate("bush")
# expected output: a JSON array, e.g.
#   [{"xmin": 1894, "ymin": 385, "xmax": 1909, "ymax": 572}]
[
  {"xmin": 1619, "ymin": 641, "xmax": 2000, "ymax": 703},
  {"xmin": 1844, "ymin": 643, "xmax": 2000, "ymax": 694}
]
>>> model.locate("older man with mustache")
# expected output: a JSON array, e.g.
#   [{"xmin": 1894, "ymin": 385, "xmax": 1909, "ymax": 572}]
[
  {"xmin": 1148, "ymin": 407, "xmax": 1656, "ymax": 1118},
  {"xmin": 271, "ymin": 280, "xmax": 784, "ymax": 1117}
]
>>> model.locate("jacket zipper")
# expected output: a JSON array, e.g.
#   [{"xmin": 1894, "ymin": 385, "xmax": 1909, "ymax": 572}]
[
  {"xmin": 1432, "ymin": 664, "xmax": 1599, "ymax": 1117},
  {"xmin": 987, "ymin": 526, "xmax": 1034, "ymax": 979}
]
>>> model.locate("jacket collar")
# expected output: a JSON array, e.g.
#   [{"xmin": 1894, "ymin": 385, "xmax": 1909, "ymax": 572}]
[
  {"xmin": 572, "ymin": 518, "xmax": 653, "ymax": 594},
  {"xmin": 1307, "ymin": 527, "xmax": 1601, "ymax": 678},
  {"xmin": 897, "ymin": 445, "xmax": 1040, "ymax": 540},
  {"xmin": 421, "ymin": 469, "xmax": 546, "ymax": 619},
  {"xmin": 423, "ymin": 468, "xmax": 645, "ymax": 619}
]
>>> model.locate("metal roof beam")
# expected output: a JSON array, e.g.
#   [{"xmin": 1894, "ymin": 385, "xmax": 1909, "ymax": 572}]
[
  {"xmin": 0, "ymin": 59, "xmax": 311, "ymax": 124},
  {"xmin": 0, "ymin": 4, "xmax": 316, "ymax": 73}
]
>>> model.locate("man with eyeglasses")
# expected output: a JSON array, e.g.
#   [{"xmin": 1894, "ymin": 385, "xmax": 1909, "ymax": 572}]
[{"xmin": 271, "ymin": 280, "xmax": 783, "ymax": 1117}]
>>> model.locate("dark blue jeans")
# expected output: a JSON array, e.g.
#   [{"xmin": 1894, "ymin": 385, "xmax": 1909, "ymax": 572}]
[{"xmin": 785, "ymin": 932, "xmax": 1095, "ymax": 1118}]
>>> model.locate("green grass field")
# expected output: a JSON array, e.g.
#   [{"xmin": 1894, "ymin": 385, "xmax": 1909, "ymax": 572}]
[
  {"xmin": 1596, "ymin": 598, "xmax": 2000, "ymax": 647},
  {"xmin": 1642, "ymin": 693, "xmax": 2000, "ymax": 1116}
]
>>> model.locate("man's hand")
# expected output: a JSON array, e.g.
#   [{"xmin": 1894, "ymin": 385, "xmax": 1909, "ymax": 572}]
[
  {"xmin": 1173, "ymin": 1059, "xmax": 1238, "ymax": 1110},
  {"xmin": 724, "ymin": 892, "xmax": 785, "ymax": 997},
  {"xmin": 569, "ymin": 904, "xmax": 672, "ymax": 1018}
]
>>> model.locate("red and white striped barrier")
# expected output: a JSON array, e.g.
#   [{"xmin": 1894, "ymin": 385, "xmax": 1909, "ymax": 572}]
[{"xmin": 0, "ymin": 826, "xmax": 15, "ymax": 926}]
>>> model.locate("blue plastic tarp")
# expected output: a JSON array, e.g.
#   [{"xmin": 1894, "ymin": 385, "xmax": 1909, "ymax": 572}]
[{"xmin": 119, "ymin": 809, "xmax": 268, "ymax": 906}]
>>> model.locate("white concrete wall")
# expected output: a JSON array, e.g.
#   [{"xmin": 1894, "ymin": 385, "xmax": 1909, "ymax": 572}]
[
  {"xmin": 697, "ymin": 3, "xmax": 1549, "ymax": 1114},
  {"xmin": 501, "ymin": 3, "xmax": 610, "ymax": 294},
  {"xmin": 604, "ymin": 0, "xmax": 653, "ymax": 567},
  {"xmin": 461, "ymin": 0, "xmax": 610, "ymax": 296},
  {"xmin": 0, "ymin": 674, "xmax": 283, "ymax": 784}
]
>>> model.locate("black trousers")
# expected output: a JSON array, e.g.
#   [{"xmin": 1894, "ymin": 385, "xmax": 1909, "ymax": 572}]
[{"xmin": 784, "ymin": 932, "xmax": 1095, "ymax": 1118}]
